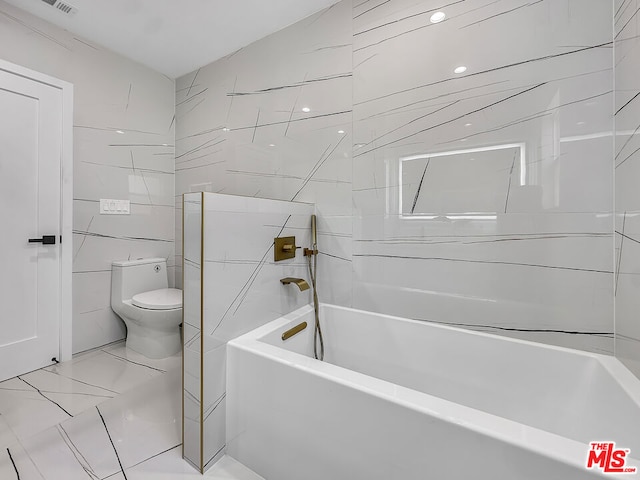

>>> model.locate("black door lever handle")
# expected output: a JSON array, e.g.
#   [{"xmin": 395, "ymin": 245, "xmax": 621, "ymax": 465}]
[{"xmin": 28, "ymin": 235, "xmax": 56, "ymax": 245}]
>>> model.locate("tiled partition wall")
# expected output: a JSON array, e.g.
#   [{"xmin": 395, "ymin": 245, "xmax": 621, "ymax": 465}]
[
  {"xmin": 0, "ymin": 1, "xmax": 175, "ymax": 353},
  {"xmin": 615, "ymin": 0, "xmax": 640, "ymax": 379},
  {"xmin": 351, "ymin": 0, "xmax": 614, "ymax": 353},
  {"xmin": 174, "ymin": 0, "xmax": 353, "ymax": 308},
  {"xmin": 176, "ymin": 0, "xmax": 615, "ymax": 355},
  {"xmin": 182, "ymin": 193, "xmax": 202, "ymax": 471},
  {"xmin": 183, "ymin": 192, "xmax": 313, "ymax": 472}
]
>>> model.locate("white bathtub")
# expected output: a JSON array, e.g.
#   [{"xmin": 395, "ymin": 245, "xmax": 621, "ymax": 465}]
[{"xmin": 227, "ymin": 304, "xmax": 640, "ymax": 479}]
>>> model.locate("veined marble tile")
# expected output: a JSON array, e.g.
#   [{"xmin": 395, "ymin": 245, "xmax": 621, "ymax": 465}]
[
  {"xmin": 17, "ymin": 368, "xmax": 115, "ymax": 416},
  {"xmin": 351, "ymin": 0, "xmax": 614, "ymax": 354},
  {"xmin": 353, "ymin": 210, "xmax": 614, "ymax": 346},
  {"xmin": 194, "ymin": 193, "xmax": 314, "ymax": 469},
  {"xmin": 203, "ymin": 395, "xmax": 226, "ymax": 471},
  {"xmin": 1, "ymin": 368, "xmax": 182, "ymax": 480},
  {"xmin": 0, "ymin": 342, "xmax": 178, "ymax": 445},
  {"xmin": 95, "ymin": 368, "xmax": 181, "ymax": 470},
  {"xmin": 44, "ymin": 345, "xmax": 163, "ymax": 395},
  {"xmin": 615, "ymin": 0, "xmax": 640, "ymax": 379},
  {"xmin": 72, "ymin": 214, "xmax": 174, "ymax": 275},
  {"xmin": 56, "ymin": 408, "xmax": 122, "ymax": 478},
  {"xmin": 0, "ymin": 377, "xmax": 72, "ymax": 442},
  {"xmin": 0, "ymin": 415, "xmax": 17, "ymax": 450},
  {"xmin": 0, "ymin": 397, "xmax": 188, "ymax": 480},
  {"xmin": 126, "ymin": 448, "xmax": 263, "ymax": 480},
  {"xmin": 615, "ymin": 213, "xmax": 640, "ymax": 377},
  {"xmin": 175, "ymin": 0, "xmax": 353, "ymax": 311},
  {"xmin": 315, "ymin": 213, "xmax": 352, "ymax": 308},
  {"xmin": 0, "ymin": 446, "xmax": 22, "ymax": 480},
  {"xmin": 100, "ymin": 343, "xmax": 181, "ymax": 373},
  {"xmin": 74, "ymin": 201, "xmax": 175, "ymax": 244},
  {"xmin": 21, "ymin": 423, "xmax": 112, "ymax": 480},
  {"xmin": 71, "ymin": 304, "xmax": 127, "ymax": 355},
  {"xmin": 355, "ymin": 213, "xmax": 613, "ymax": 272},
  {"xmin": 182, "ymin": 193, "xmax": 202, "ymax": 469},
  {"xmin": 183, "ymin": 394, "xmax": 201, "ymax": 471},
  {"xmin": 0, "ymin": 441, "xmax": 44, "ymax": 480}
]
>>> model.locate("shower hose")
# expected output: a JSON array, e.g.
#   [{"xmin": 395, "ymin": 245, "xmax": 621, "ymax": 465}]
[{"xmin": 308, "ymin": 245, "xmax": 324, "ymax": 361}]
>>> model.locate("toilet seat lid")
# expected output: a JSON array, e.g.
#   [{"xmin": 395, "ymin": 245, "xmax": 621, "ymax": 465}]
[{"xmin": 132, "ymin": 288, "xmax": 182, "ymax": 310}]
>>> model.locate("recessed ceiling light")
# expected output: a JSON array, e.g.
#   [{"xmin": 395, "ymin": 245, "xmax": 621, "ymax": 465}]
[
  {"xmin": 222, "ymin": 127, "xmax": 230, "ymax": 132},
  {"xmin": 268, "ymin": 144, "xmax": 276, "ymax": 147},
  {"xmin": 465, "ymin": 123, "xmax": 472, "ymax": 127},
  {"xmin": 454, "ymin": 66, "xmax": 467, "ymax": 74},
  {"xmin": 116, "ymin": 130, "xmax": 125, "ymax": 134},
  {"xmin": 302, "ymin": 107, "xmax": 311, "ymax": 113},
  {"xmin": 338, "ymin": 130, "xmax": 345, "ymax": 134},
  {"xmin": 430, "ymin": 11, "xmax": 446, "ymax": 23}
]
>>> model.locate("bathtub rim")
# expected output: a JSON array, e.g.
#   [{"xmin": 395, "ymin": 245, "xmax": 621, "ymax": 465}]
[
  {"xmin": 228, "ymin": 303, "xmax": 640, "ymax": 473},
  {"xmin": 245, "ymin": 303, "xmax": 640, "ymax": 409}
]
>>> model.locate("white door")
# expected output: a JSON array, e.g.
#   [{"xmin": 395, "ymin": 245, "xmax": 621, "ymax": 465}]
[{"xmin": 0, "ymin": 68, "xmax": 63, "ymax": 381}]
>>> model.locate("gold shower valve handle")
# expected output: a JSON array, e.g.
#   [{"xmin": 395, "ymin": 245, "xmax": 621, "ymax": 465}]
[
  {"xmin": 274, "ymin": 236, "xmax": 298, "ymax": 261},
  {"xmin": 304, "ymin": 248, "xmax": 318, "ymax": 256}
]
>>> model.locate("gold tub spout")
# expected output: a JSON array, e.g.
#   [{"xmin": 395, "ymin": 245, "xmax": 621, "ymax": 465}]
[{"xmin": 280, "ymin": 277, "xmax": 310, "ymax": 291}]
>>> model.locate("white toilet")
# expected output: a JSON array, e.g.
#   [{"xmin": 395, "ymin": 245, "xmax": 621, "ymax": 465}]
[{"xmin": 111, "ymin": 258, "xmax": 182, "ymax": 359}]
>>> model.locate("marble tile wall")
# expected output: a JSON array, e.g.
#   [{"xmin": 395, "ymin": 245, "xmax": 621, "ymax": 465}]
[
  {"xmin": 351, "ymin": 0, "xmax": 614, "ymax": 353},
  {"xmin": 174, "ymin": 0, "xmax": 353, "ymax": 308},
  {"xmin": 0, "ymin": 1, "xmax": 176, "ymax": 353},
  {"xmin": 615, "ymin": 0, "xmax": 640, "ymax": 379},
  {"xmin": 182, "ymin": 192, "xmax": 313, "ymax": 471},
  {"xmin": 177, "ymin": 0, "xmax": 615, "ymax": 356}
]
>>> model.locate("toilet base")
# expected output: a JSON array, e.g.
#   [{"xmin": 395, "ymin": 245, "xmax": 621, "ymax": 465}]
[{"xmin": 125, "ymin": 324, "xmax": 182, "ymax": 359}]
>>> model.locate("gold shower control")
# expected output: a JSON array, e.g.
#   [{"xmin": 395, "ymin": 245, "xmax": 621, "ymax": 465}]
[{"xmin": 274, "ymin": 236, "xmax": 298, "ymax": 261}]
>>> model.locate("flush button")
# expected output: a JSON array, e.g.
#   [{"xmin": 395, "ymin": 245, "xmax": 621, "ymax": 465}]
[{"xmin": 154, "ymin": 265, "xmax": 161, "ymax": 273}]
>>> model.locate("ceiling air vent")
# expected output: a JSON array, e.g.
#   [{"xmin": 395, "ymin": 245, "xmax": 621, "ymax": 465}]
[{"xmin": 40, "ymin": 0, "xmax": 78, "ymax": 16}]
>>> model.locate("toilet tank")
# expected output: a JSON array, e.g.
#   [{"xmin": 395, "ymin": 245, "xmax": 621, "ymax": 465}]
[{"xmin": 111, "ymin": 258, "xmax": 169, "ymax": 302}]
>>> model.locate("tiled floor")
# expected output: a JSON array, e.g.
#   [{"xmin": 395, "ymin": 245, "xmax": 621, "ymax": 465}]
[{"xmin": 0, "ymin": 341, "xmax": 263, "ymax": 479}]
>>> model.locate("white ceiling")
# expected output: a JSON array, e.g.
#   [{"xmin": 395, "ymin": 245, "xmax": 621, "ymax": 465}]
[{"xmin": 5, "ymin": 0, "xmax": 340, "ymax": 78}]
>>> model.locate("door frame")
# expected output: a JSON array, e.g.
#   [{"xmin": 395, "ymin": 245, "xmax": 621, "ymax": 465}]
[{"xmin": 0, "ymin": 58, "xmax": 73, "ymax": 362}]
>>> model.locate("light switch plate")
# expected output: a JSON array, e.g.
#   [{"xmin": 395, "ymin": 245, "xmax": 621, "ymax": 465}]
[{"xmin": 100, "ymin": 199, "xmax": 130, "ymax": 215}]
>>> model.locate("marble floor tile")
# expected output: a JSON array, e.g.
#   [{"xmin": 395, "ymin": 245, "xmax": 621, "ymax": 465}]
[
  {"xmin": 0, "ymin": 447, "xmax": 22, "ymax": 480},
  {"xmin": 56, "ymin": 408, "xmax": 122, "ymax": 478},
  {"xmin": 96, "ymin": 367, "xmax": 182, "ymax": 470},
  {"xmin": 43, "ymin": 343, "xmax": 167, "ymax": 395},
  {"xmin": 0, "ymin": 377, "xmax": 72, "ymax": 442},
  {"xmin": 1, "ymin": 441, "xmax": 44, "ymax": 480},
  {"xmin": 0, "ymin": 342, "xmax": 259, "ymax": 479},
  {"xmin": 20, "ymin": 424, "xmax": 106, "ymax": 480},
  {"xmin": 19, "ymin": 368, "xmax": 116, "ymax": 415},
  {"xmin": 101, "ymin": 342, "xmax": 182, "ymax": 373},
  {"xmin": 127, "ymin": 447, "xmax": 264, "ymax": 479},
  {"xmin": 0, "ymin": 367, "xmax": 261, "ymax": 479},
  {"xmin": 0, "ymin": 341, "xmax": 178, "ymax": 444},
  {"xmin": 0, "ymin": 414, "xmax": 18, "ymax": 449}
]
